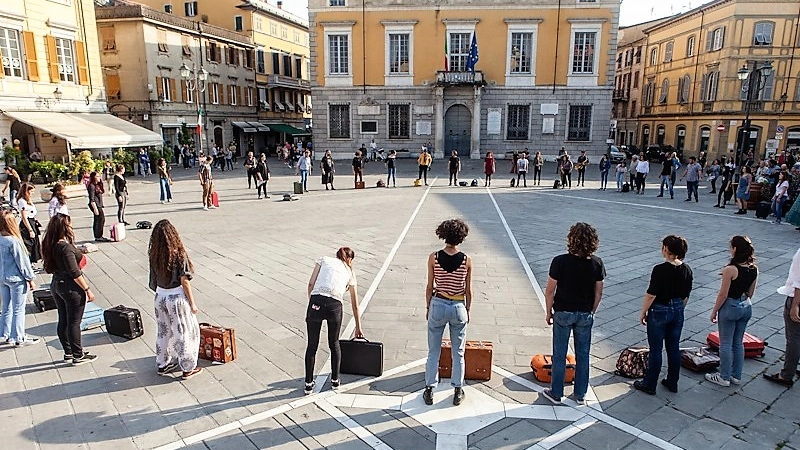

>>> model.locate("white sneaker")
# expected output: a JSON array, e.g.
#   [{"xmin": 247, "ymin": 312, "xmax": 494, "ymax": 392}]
[
  {"xmin": 15, "ymin": 336, "xmax": 40, "ymax": 346},
  {"xmin": 161, "ymin": 201, "xmax": 165, "ymax": 204},
  {"xmin": 202, "ymin": 206, "xmax": 209, "ymax": 211},
  {"xmin": 209, "ymin": 205, "xmax": 216, "ymax": 209},
  {"xmin": 730, "ymin": 377, "xmax": 741, "ymax": 385},
  {"xmin": 705, "ymin": 372, "xmax": 730, "ymax": 387}
]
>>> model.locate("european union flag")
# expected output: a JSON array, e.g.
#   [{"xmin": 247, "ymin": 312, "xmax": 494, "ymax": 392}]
[{"xmin": 466, "ymin": 32, "xmax": 479, "ymax": 73}]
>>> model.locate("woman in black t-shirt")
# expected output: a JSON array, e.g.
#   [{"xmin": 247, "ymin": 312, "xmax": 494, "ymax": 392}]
[
  {"xmin": 448, "ymin": 151, "xmax": 461, "ymax": 186},
  {"xmin": 634, "ymin": 235, "xmax": 692, "ymax": 395},
  {"xmin": 352, "ymin": 150, "xmax": 363, "ymax": 184}
]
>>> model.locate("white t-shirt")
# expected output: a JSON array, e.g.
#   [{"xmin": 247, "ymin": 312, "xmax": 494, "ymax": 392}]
[
  {"xmin": 636, "ymin": 160, "xmax": 650, "ymax": 174},
  {"xmin": 48, "ymin": 197, "xmax": 69, "ymax": 217},
  {"xmin": 310, "ymin": 256, "xmax": 356, "ymax": 301},
  {"xmin": 775, "ymin": 180, "xmax": 789, "ymax": 200},
  {"xmin": 17, "ymin": 198, "xmax": 37, "ymax": 218}
]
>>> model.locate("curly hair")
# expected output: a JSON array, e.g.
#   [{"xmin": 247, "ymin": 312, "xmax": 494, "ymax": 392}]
[
  {"xmin": 42, "ymin": 214, "xmax": 74, "ymax": 274},
  {"xmin": 729, "ymin": 235, "xmax": 756, "ymax": 266},
  {"xmin": 566, "ymin": 222, "xmax": 599, "ymax": 258},
  {"xmin": 148, "ymin": 219, "xmax": 193, "ymax": 281},
  {"xmin": 662, "ymin": 235, "xmax": 688, "ymax": 260},
  {"xmin": 435, "ymin": 218, "xmax": 469, "ymax": 246}
]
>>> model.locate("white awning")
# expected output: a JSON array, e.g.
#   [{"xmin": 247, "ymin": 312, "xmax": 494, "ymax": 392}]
[{"xmin": 3, "ymin": 111, "xmax": 163, "ymax": 149}]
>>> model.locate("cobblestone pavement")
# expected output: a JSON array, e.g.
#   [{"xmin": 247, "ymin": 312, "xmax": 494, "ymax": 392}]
[{"xmin": 2, "ymin": 158, "xmax": 799, "ymax": 450}]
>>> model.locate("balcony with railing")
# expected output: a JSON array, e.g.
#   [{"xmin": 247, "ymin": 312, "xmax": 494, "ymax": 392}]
[
  {"xmin": 613, "ymin": 89, "xmax": 629, "ymax": 101},
  {"xmin": 435, "ymin": 71, "xmax": 485, "ymax": 86},
  {"xmin": 742, "ymin": 101, "xmax": 765, "ymax": 112},
  {"xmin": 267, "ymin": 74, "xmax": 310, "ymax": 91}
]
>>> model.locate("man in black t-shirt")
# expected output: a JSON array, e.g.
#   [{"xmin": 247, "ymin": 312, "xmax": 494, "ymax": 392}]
[
  {"xmin": 448, "ymin": 151, "xmax": 461, "ymax": 186},
  {"xmin": 542, "ymin": 223, "xmax": 605, "ymax": 406},
  {"xmin": 658, "ymin": 156, "xmax": 674, "ymax": 198},
  {"xmin": 352, "ymin": 150, "xmax": 364, "ymax": 184},
  {"xmin": 576, "ymin": 150, "xmax": 588, "ymax": 187}
]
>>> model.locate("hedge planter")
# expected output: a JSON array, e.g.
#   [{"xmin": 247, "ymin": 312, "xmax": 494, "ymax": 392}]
[{"xmin": 40, "ymin": 184, "xmax": 87, "ymax": 203}]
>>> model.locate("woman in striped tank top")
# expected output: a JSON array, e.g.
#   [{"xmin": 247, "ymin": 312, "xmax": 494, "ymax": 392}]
[{"xmin": 423, "ymin": 219, "xmax": 473, "ymax": 407}]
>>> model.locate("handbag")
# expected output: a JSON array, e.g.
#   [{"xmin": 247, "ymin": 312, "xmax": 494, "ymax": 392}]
[
  {"xmin": 680, "ymin": 347, "xmax": 720, "ymax": 372},
  {"xmin": 614, "ymin": 347, "xmax": 649, "ymax": 378}
]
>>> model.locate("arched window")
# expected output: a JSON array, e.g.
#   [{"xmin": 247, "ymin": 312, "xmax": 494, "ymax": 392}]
[
  {"xmin": 677, "ymin": 75, "xmax": 691, "ymax": 104},
  {"xmin": 650, "ymin": 47, "xmax": 658, "ymax": 66}
]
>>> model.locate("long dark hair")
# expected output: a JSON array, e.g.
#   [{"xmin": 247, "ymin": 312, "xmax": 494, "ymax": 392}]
[
  {"xmin": 42, "ymin": 214, "xmax": 74, "ymax": 274},
  {"xmin": 148, "ymin": 219, "xmax": 193, "ymax": 280},
  {"xmin": 90, "ymin": 171, "xmax": 105, "ymax": 194},
  {"xmin": 729, "ymin": 235, "xmax": 756, "ymax": 267},
  {"xmin": 336, "ymin": 246, "xmax": 355, "ymax": 268},
  {"xmin": 50, "ymin": 182, "xmax": 67, "ymax": 206}
]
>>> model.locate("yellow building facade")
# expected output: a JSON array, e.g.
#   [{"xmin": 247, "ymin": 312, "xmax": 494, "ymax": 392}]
[
  {"xmin": 636, "ymin": 0, "xmax": 800, "ymax": 161},
  {"xmin": 134, "ymin": 0, "xmax": 311, "ymax": 148},
  {"xmin": 0, "ymin": 0, "xmax": 160, "ymax": 161},
  {"xmin": 310, "ymin": 0, "xmax": 619, "ymax": 159}
]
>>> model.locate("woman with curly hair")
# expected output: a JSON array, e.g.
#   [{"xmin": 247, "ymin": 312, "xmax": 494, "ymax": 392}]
[
  {"xmin": 42, "ymin": 214, "xmax": 97, "ymax": 365},
  {"xmin": 634, "ymin": 235, "xmax": 692, "ymax": 396},
  {"xmin": 542, "ymin": 223, "xmax": 605, "ymax": 405},
  {"xmin": 148, "ymin": 219, "xmax": 202, "ymax": 380},
  {"xmin": 706, "ymin": 236, "xmax": 757, "ymax": 386},
  {"xmin": 423, "ymin": 218, "xmax": 473, "ymax": 407}
]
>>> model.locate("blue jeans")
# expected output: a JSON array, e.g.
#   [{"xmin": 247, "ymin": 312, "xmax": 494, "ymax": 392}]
[
  {"xmin": 600, "ymin": 171, "xmax": 609, "ymax": 189},
  {"xmin": 772, "ymin": 197, "xmax": 786, "ymax": 222},
  {"xmin": 686, "ymin": 181, "xmax": 699, "ymax": 200},
  {"xmin": 717, "ymin": 296, "xmax": 752, "ymax": 380},
  {"xmin": 643, "ymin": 299, "xmax": 684, "ymax": 390},
  {"xmin": 659, "ymin": 175, "xmax": 673, "ymax": 197},
  {"xmin": 159, "ymin": 178, "xmax": 172, "ymax": 201},
  {"xmin": 616, "ymin": 172, "xmax": 625, "ymax": 190},
  {"xmin": 387, "ymin": 167, "xmax": 396, "ymax": 186},
  {"xmin": 0, "ymin": 280, "xmax": 29, "ymax": 343},
  {"xmin": 551, "ymin": 311, "xmax": 593, "ymax": 399},
  {"xmin": 300, "ymin": 169, "xmax": 309, "ymax": 191},
  {"xmin": 425, "ymin": 296, "xmax": 468, "ymax": 388}
]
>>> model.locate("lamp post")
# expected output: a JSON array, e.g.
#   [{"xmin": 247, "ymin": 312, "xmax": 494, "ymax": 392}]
[
  {"xmin": 179, "ymin": 62, "xmax": 208, "ymax": 152},
  {"xmin": 736, "ymin": 61, "xmax": 773, "ymax": 176}
]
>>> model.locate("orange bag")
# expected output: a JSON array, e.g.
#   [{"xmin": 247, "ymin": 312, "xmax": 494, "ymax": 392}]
[{"xmin": 531, "ymin": 354, "xmax": 576, "ymax": 383}]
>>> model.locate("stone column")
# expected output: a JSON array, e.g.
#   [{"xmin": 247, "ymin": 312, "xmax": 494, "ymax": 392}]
[
  {"xmin": 434, "ymin": 86, "xmax": 445, "ymax": 160},
  {"xmin": 470, "ymin": 85, "xmax": 481, "ymax": 159}
]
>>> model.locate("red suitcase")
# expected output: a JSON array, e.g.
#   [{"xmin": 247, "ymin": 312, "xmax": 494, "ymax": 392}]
[
  {"xmin": 706, "ymin": 331, "xmax": 766, "ymax": 358},
  {"xmin": 211, "ymin": 191, "xmax": 220, "ymax": 207}
]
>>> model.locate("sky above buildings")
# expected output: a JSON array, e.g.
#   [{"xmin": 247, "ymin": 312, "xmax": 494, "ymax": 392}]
[{"xmin": 280, "ymin": 0, "xmax": 699, "ymax": 27}]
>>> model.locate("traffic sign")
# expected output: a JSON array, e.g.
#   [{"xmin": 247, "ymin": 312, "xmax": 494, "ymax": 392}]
[
  {"xmin": 777, "ymin": 125, "xmax": 785, "ymax": 133},
  {"xmin": 776, "ymin": 132, "xmax": 784, "ymax": 140},
  {"xmin": 717, "ymin": 124, "xmax": 725, "ymax": 132}
]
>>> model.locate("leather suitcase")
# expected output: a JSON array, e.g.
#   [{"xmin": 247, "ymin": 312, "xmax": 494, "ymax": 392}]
[
  {"xmin": 80, "ymin": 303, "xmax": 105, "ymax": 331},
  {"xmin": 340, "ymin": 337, "xmax": 383, "ymax": 376},
  {"xmin": 355, "ymin": 181, "xmax": 365, "ymax": 189},
  {"xmin": 680, "ymin": 347, "xmax": 720, "ymax": 372},
  {"xmin": 531, "ymin": 354, "xmax": 576, "ymax": 383},
  {"xmin": 438, "ymin": 340, "xmax": 492, "ymax": 381},
  {"xmin": 707, "ymin": 331, "xmax": 766, "ymax": 358},
  {"xmin": 33, "ymin": 289, "xmax": 56, "ymax": 312},
  {"xmin": 104, "ymin": 305, "xmax": 144, "ymax": 339},
  {"xmin": 199, "ymin": 322, "xmax": 237, "ymax": 363}
]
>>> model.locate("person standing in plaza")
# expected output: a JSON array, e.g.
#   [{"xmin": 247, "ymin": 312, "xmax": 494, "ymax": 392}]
[
  {"xmin": 385, "ymin": 149, "xmax": 397, "ymax": 187},
  {"xmin": 764, "ymin": 247, "xmax": 800, "ymax": 387},
  {"xmin": 418, "ymin": 149, "xmax": 432, "ymax": 186},
  {"xmin": 615, "ymin": 161, "xmax": 627, "ymax": 192},
  {"xmin": 449, "ymin": 151, "xmax": 462, "ymax": 186},
  {"xmin": 516, "ymin": 152, "xmax": 529, "ymax": 187},
  {"xmin": 542, "ymin": 222, "xmax": 605, "ymax": 405},
  {"xmin": 576, "ymin": 150, "xmax": 588, "ymax": 187},
  {"xmin": 669, "ymin": 152, "xmax": 682, "ymax": 189},
  {"xmin": 198, "ymin": 157, "xmax": 214, "ymax": 211},
  {"xmin": 255, "ymin": 153, "xmax": 270, "ymax": 199},
  {"xmin": 148, "ymin": 219, "xmax": 202, "ymax": 380},
  {"xmin": 321, "ymin": 150, "xmax": 336, "ymax": 190},
  {"xmin": 42, "ymin": 213, "xmax": 97, "ymax": 365},
  {"xmin": 628, "ymin": 155, "xmax": 639, "ymax": 191},
  {"xmin": 599, "ymin": 155, "xmax": 611, "ymax": 191},
  {"xmin": 680, "ymin": 156, "xmax": 703, "ymax": 202},
  {"xmin": 560, "ymin": 155, "xmax": 573, "ymax": 189},
  {"xmin": 735, "ymin": 166, "xmax": 752, "ymax": 215},
  {"xmin": 224, "ymin": 144, "xmax": 234, "ymax": 171},
  {"xmin": 113, "ymin": 165, "xmax": 128, "ymax": 225},
  {"xmin": 16, "ymin": 183, "xmax": 42, "ymax": 263},
  {"xmin": 352, "ymin": 150, "xmax": 364, "ymax": 186},
  {"xmin": 715, "ymin": 165, "xmax": 734, "ymax": 208},
  {"xmin": 424, "ymin": 218, "xmax": 473, "ymax": 407},
  {"xmin": 87, "ymin": 173, "xmax": 108, "ymax": 242},
  {"xmin": 157, "ymin": 158, "xmax": 173, "ymax": 204},
  {"xmin": 244, "ymin": 151, "xmax": 257, "ymax": 189},
  {"xmin": 635, "ymin": 156, "xmax": 650, "ymax": 194},
  {"xmin": 48, "ymin": 183, "xmax": 69, "ymax": 218},
  {"xmin": 634, "ymin": 235, "xmax": 692, "ymax": 395},
  {"xmin": 304, "ymin": 247, "xmax": 363, "ymax": 394},
  {"xmin": 2, "ymin": 166, "xmax": 21, "ymax": 208},
  {"xmin": 103, "ymin": 157, "xmax": 114, "ymax": 194},
  {"xmin": 483, "ymin": 151, "xmax": 496, "ymax": 187},
  {"xmin": 0, "ymin": 210, "xmax": 37, "ymax": 346},
  {"xmin": 138, "ymin": 149, "xmax": 150, "ymax": 177},
  {"xmin": 705, "ymin": 236, "xmax": 757, "ymax": 387},
  {"xmin": 557, "ymin": 147, "xmax": 567, "ymax": 174},
  {"xmin": 658, "ymin": 154, "xmax": 674, "ymax": 199},
  {"xmin": 370, "ymin": 138, "xmax": 378, "ymax": 161},
  {"xmin": 298, "ymin": 150, "xmax": 312, "ymax": 193},
  {"xmin": 772, "ymin": 171, "xmax": 790, "ymax": 224},
  {"xmin": 708, "ymin": 159, "xmax": 721, "ymax": 194},
  {"xmin": 533, "ymin": 151, "xmax": 544, "ymax": 186}
]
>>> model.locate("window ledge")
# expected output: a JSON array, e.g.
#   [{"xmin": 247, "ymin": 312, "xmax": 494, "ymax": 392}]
[
  {"xmin": 325, "ymin": 75, "xmax": 353, "ymax": 87},
  {"xmin": 567, "ymin": 74, "xmax": 597, "ymax": 87},
  {"xmin": 385, "ymin": 74, "xmax": 413, "ymax": 86},
  {"xmin": 506, "ymin": 74, "xmax": 536, "ymax": 87}
]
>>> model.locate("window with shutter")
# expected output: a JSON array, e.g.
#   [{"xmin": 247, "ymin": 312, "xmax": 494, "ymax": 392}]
[
  {"xmin": 659, "ymin": 78, "xmax": 669, "ymax": 104},
  {"xmin": 272, "ymin": 52, "xmax": 280, "ymax": 74},
  {"xmin": 0, "ymin": 28, "xmax": 24, "ymax": 79},
  {"xmin": 75, "ymin": 41, "xmax": 89, "ymax": 85},
  {"xmin": 105, "ymin": 73, "xmax": 120, "ymax": 99},
  {"xmin": 99, "ymin": 27, "xmax": 116, "ymax": 52},
  {"xmin": 182, "ymin": 35, "xmax": 192, "ymax": 57},
  {"xmin": 157, "ymin": 29, "xmax": 168, "ymax": 53},
  {"xmin": 169, "ymin": 78, "xmax": 178, "ymax": 102},
  {"xmin": 753, "ymin": 22, "xmax": 774, "ymax": 46},
  {"xmin": 686, "ymin": 35, "xmax": 695, "ymax": 57},
  {"xmin": 156, "ymin": 76, "xmax": 164, "ymax": 99},
  {"xmin": 45, "ymin": 35, "xmax": 59, "ymax": 82}
]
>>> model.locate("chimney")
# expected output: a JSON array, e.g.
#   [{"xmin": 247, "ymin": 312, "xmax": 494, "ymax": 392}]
[{"xmin": 276, "ymin": 1, "xmax": 282, "ymax": 8}]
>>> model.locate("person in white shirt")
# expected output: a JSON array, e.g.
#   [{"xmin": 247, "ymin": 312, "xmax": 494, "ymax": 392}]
[
  {"xmin": 635, "ymin": 156, "xmax": 650, "ymax": 195},
  {"xmin": 516, "ymin": 154, "xmax": 529, "ymax": 187},
  {"xmin": 304, "ymin": 247, "xmax": 363, "ymax": 395},
  {"xmin": 47, "ymin": 183, "xmax": 69, "ymax": 218},
  {"xmin": 370, "ymin": 139, "xmax": 378, "ymax": 161},
  {"xmin": 628, "ymin": 155, "xmax": 639, "ymax": 190},
  {"xmin": 297, "ymin": 150, "xmax": 312, "ymax": 192},
  {"xmin": 772, "ymin": 171, "xmax": 790, "ymax": 224},
  {"xmin": 764, "ymin": 248, "xmax": 800, "ymax": 387}
]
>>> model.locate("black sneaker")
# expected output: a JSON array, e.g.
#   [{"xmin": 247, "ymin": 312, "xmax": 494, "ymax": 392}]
[
  {"xmin": 63, "ymin": 354, "xmax": 73, "ymax": 362},
  {"xmin": 661, "ymin": 379, "xmax": 678, "ymax": 393},
  {"xmin": 423, "ymin": 386, "xmax": 434, "ymax": 405},
  {"xmin": 331, "ymin": 379, "xmax": 340, "ymax": 390},
  {"xmin": 157, "ymin": 362, "xmax": 179, "ymax": 376},
  {"xmin": 633, "ymin": 380, "xmax": 656, "ymax": 395},
  {"xmin": 304, "ymin": 381, "xmax": 315, "ymax": 395},
  {"xmin": 541, "ymin": 388, "xmax": 562, "ymax": 405},
  {"xmin": 72, "ymin": 353, "xmax": 98, "ymax": 366},
  {"xmin": 453, "ymin": 387, "xmax": 465, "ymax": 406}
]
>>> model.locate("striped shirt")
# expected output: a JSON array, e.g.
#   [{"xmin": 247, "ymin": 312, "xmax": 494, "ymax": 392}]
[{"xmin": 433, "ymin": 250, "xmax": 467, "ymax": 300}]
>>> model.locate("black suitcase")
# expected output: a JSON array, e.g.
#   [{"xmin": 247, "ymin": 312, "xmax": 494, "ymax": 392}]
[
  {"xmin": 756, "ymin": 201, "xmax": 771, "ymax": 219},
  {"xmin": 104, "ymin": 305, "xmax": 144, "ymax": 339},
  {"xmin": 339, "ymin": 337, "xmax": 383, "ymax": 376},
  {"xmin": 33, "ymin": 289, "xmax": 56, "ymax": 312}
]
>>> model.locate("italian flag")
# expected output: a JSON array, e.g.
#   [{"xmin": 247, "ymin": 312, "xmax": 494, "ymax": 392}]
[
  {"xmin": 196, "ymin": 110, "xmax": 202, "ymax": 135},
  {"xmin": 443, "ymin": 35, "xmax": 449, "ymax": 71}
]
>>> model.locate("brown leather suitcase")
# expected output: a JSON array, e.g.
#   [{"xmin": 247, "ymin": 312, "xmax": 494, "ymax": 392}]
[
  {"xmin": 355, "ymin": 181, "xmax": 365, "ymax": 189},
  {"xmin": 199, "ymin": 323, "xmax": 237, "ymax": 363},
  {"xmin": 438, "ymin": 340, "xmax": 492, "ymax": 381}
]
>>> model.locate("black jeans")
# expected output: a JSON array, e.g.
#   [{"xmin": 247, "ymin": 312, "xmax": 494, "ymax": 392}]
[
  {"xmin": 418, "ymin": 165, "xmax": 428, "ymax": 183},
  {"xmin": 353, "ymin": 168, "xmax": 363, "ymax": 184},
  {"xmin": 116, "ymin": 196, "xmax": 126, "ymax": 224},
  {"xmin": 449, "ymin": 171, "xmax": 458, "ymax": 185},
  {"xmin": 635, "ymin": 173, "xmax": 646, "ymax": 193},
  {"xmin": 577, "ymin": 168, "xmax": 586, "ymax": 185},
  {"xmin": 517, "ymin": 171, "xmax": 527, "ymax": 187},
  {"xmin": 53, "ymin": 275, "xmax": 86, "ymax": 358},
  {"xmin": 561, "ymin": 171, "xmax": 571, "ymax": 188},
  {"xmin": 782, "ymin": 297, "xmax": 800, "ymax": 380},
  {"xmin": 257, "ymin": 181, "xmax": 268, "ymax": 197},
  {"xmin": 247, "ymin": 170, "xmax": 257, "ymax": 188},
  {"xmin": 92, "ymin": 208, "xmax": 105, "ymax": 239},
  {"xmin": 305, "ymin": 295, "xmax": 343, "ymax": 383},
  {"xmin": 533, "ymin": 166, "xmax": 542, "ymax": 184}
]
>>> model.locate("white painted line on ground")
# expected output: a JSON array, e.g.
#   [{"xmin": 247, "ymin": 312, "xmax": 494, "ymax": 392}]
[
  {"xmin": 318, "ymin": 399, "xmax": 393, "ymax": 450},
  {"xmin": 486, "ymin": 189, "xmax": 603, "ymax": 413},
  {"xmin": 530, "ymin": 416, "xmax": 597, "ymax": 450},
  {"xmin": 314, "ymin": 179, "xmax": 437, "ymax": 393}
]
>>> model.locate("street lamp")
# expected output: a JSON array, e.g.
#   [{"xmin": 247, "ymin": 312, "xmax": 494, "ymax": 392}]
[
  {"xmin": 179, "ymin": 62, "xmax": 208, "ymax": 151},
  {"xmin": 736, "ymin": 60, "xmax": 773, "ymax": 176}
]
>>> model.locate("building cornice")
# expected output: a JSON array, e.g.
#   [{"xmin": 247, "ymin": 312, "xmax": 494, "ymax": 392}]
[
  {"xmin": 504, "ymin": 18, "xmax": 544, "ymax": 24},
  {"xmin": 441, "ymin": 19, "xmax": 481, "ymax": 26},
  {"xmin": 379, "ymin": 20, "xmax": 419, "ymax": 27},
  {"xmin": 643, "ymin": 0, "xmax": 732, "ymax": 34},
  {"xmin": 567, "ymin": 18, "xmax": 608, "ymax": 24},
  {"xmin": 0, "ymin": 9, "xmax": 26, "ymax": 22},
  {"xmin": 319, "ymin": 20, "xmax": 357, "ymax": 27}
]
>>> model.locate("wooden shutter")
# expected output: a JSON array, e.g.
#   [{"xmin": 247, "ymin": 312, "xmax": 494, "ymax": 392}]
[
  {"xmin": 0, "ymin": 44, "xmax": 4, "ymax": 78},
  {"xmin": 169, "ymin": 78, "xmax": 178, "ymax": 102},
  {"xmin": 21, "ymin": 31, "xmax": 39, "ymax": 81},
  {"xmin": 75, "ymin": 40, "xmax": 89, "ymax": 86},
  {"xmin": 156, "ymin": 76, "xmax": 164, "ymax": 99},
  {"xmin": 181, "ymin": 79, "xmax": 188, "ymax": 102},
  {"xmin": 215, "ymin": 45, "xmax": 221, "ymax": 63},
  {"xmin": 699, "ymin": 73, "xmax": 707, "ymax": 101},
  {"xmin": 705, "ymin": 31, "xmax": 712, "ymax": 52},
  {"xmin": 719, "ymin": 26, "xmax": 725, "ymax": 49},
  {"xmin": 45, "ymin": 35, "xmax": 60, "ymax": 82},
  {"xmin": 105, "ymin": 73, "xmax": 120, "ymax": 98},
  {"xmin": 205, "ymin": 42, "xmax": 211, "ymax": 61},
  {"xmin": 219, "ymin": 83, "xmax": 225, "ymax": 104},
  {"xmin": 236, "ymin": 86, "xmax": 242, "ymax": 105}
]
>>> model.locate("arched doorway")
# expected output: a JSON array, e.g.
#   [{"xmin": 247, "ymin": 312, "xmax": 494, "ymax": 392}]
[
  {"xmin": 213, "ymin": 126, "xmax": 223, "ymax": 148},
  {"xmin": 698, "ymin": 126, "xmax": 711, "ymax": 153},
  {"xmin": 641, "ymin": 125, "xmax": 650, "ymax": 148},
  {"xmin": 10, "ymin": 121, "xmax": 36, "ymax": 156},
  {"xmin": 444, "ymin": 104, "xmax": 471, "ymax": 156},
  {"xmin": 676, "ymin": 125, "xmax": 686, "ymax": 153},
  {"xmin": 736, "ymin": 125, "xmax": 762, "ymax": 160}
]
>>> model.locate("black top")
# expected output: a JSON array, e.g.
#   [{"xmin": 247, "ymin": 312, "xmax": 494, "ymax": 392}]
[
  {"xmin": 8, "ymin": 175, "xmax": 20, "ymax": 191},
  {"xmin": 88, "ymin": 184, "xmax": 103, "ymax": 208},
  {"xmin": 661, "ymin": 158, "xmax": 673, "ymax": 176},
  {"xmin": 50, "ymin": 240, "xmax": 83, "ymax": 279},
  {"xmin": 449, "ymin": 156, "xmax": 460, "ymax": 171},
  {"xmin": 149, "ymin": 257, "xmax": 193, "ymax": 291},
  {"xmin": 727, "ymin": 265, "xmax": 757, "ymax": 299},
  {"xmin": 352, "ymin": 157, "xmax": 362, "ymax": 169},
  {"xmin": 244, "ymin": 156, "xmax": 256, "ymax": 172},
  {"xmin": 437, "ymin": 250, "xmax": 465, "ymax": 272},
  {"xmin": 387, "ymin": 157, "xmax": 395, "ymax": 169},
  {"xmin": 549, "ymin": 254, "xmax": 606, "ymax": 312},
  {"xmin": 646, "ymin": 262, "xmax": 694, "ymax": 304},
  {"xmin": 255, "ymin": 160, "xmax": 269, "ymax": 179},
  {"xmin": 322, "ymin": 156, "xmax": 334, "ymax": 173},
  {"xmin": 113, "ymin": 174, "xmax": 127, "ymax": 196}
]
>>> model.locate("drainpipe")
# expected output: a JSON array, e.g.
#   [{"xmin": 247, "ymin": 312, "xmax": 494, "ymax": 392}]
[
  {"xmin": 76, "ymin": 0, "xmax": 94, "ymax": 106},
  {"xmin": 690, "ymin": 9, "xmax": 705, "ymax": 115},
  {"xmin": 552, "ymin": 0, "xmax": 562, "ymax": 95},
  {"xmin": 781, "ymin": 4, "xmax": 799, "ymax": 113},
  {"xmin": 362, "ymin": 0, "xmax": 367, "ymax": 95}
]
